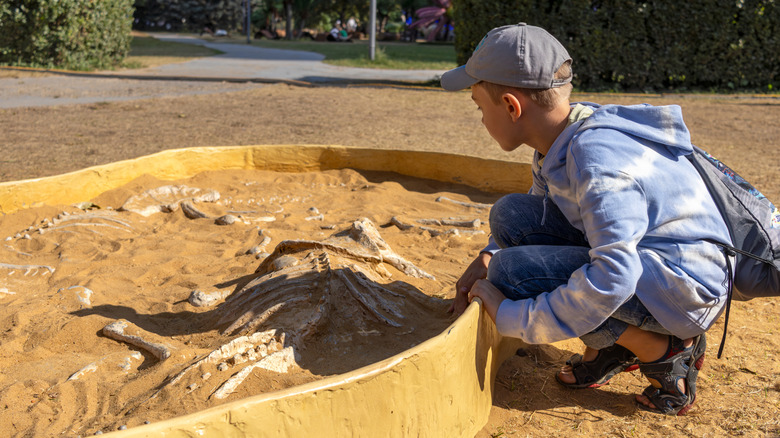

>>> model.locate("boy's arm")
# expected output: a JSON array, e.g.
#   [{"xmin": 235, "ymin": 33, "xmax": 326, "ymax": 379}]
[{"xmin": 494, "ymin": 167, "xmax": 649, "ymax": 343}]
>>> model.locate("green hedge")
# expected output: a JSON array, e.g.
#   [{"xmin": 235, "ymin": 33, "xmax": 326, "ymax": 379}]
[
  {"xmin": 132, "ymin": 0, "xmax": 244, "ymax": 33},
  {"xmin": 452, "ymin": 0, "xmax": 779, "ymax": 92},
  {"xmin": 0, "ymin": 0, "xmax": 134, "ymax": 70}
]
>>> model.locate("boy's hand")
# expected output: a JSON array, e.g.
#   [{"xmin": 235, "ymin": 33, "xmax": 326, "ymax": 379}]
[
  {"xmin": 449, "ymin": 252, "xmax": 492, "ymax": 315},
  {"xmin": 468, "ymin": 279, "xmax": 505, "ymax": 323}
]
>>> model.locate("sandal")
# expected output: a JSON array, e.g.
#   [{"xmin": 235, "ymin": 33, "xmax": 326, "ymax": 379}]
[
  {"xmin": 637, "ymin": 333, "xmax": 707, "ymax": 416},
  {"xmin": 555, "ymin": 344, "xmax": 639, "ymax": 389}
]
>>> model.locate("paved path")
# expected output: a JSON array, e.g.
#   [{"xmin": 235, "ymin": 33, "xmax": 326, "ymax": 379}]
[
  {"xmin": 126, "ymin": 33, "xmax": 447, "ymax": 84},
  {"xmin": 1, "ymin": 33, "xmax": 447, "ymax": 108}
]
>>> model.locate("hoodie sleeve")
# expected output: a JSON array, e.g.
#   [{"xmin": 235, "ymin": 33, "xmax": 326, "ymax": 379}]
[{"xmin": 494, "ymin": 166, "xmax": 649, "ymax": 343}]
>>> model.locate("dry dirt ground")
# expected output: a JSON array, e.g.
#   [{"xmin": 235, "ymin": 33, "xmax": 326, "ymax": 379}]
[{"xmin": 1, "ymin": 77, "xmax": 780, "ymax": 437}]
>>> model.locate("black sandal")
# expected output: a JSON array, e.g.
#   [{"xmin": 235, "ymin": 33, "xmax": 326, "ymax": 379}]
[
  {"xmin": 637, "ymin": 334, "xmax": 707, "ymax": 416},
  {"xmin": 555, "ymin": 344, "xmax": 639, "ymax": 389}
]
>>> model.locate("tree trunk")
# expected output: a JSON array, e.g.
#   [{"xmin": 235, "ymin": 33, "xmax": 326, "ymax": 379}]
[{"xmin": 285, "ymin": 1, "xmax": 293, "ymax": 40}]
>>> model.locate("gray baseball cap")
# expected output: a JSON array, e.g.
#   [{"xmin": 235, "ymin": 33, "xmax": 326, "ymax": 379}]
[{"xmin": 440, "ymin": 23, "xmax": 572, "ymax": 91}]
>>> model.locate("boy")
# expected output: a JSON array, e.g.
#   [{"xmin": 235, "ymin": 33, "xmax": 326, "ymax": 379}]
[{"xmin": 441, "ymin": 23, "xmax": 731, "ymax": 416}]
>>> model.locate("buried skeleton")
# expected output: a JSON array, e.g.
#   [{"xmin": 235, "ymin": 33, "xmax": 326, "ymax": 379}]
[{"xmin": 0, "ymin": 169, "xmax": 492, "ymax": 435}]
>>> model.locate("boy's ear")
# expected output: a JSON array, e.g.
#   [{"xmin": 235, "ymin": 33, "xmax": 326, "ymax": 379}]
[{"xmin": 501, "ymin": 92, "xmax": 522, "ymax": 122}]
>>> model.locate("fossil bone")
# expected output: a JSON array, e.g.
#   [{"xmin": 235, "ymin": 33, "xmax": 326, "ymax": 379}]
[
  {"xmin": 119, "ymin": 185, "xmax": 220, "ymax": 217},
  {"xmin": 180, "ymin": 201, "xmax": 208, "ymax": 219},
  {"xmin": 435, "ymin": 196, "xmax": 492, "ymax": 209},
  {"xmin": 211, "ymin": 347, "xmax": 298, "ymax": 400},
  {"xmin": 416, "ymin": 218, "xmax": 482, "ymax": 228},
  {"xmin": 102, "ymin": 320, "xmax": 172, "ymax": 361},
  {"xmin": 188, "ymin": 289, "xmax": 231, "ymax": 307},
  {"xmin": 389, "ymin": 217, "xmax": 485, "ymax": 237}
]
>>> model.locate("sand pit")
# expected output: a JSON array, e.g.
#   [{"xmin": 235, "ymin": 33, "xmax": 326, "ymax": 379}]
[{"xmin": 0, "ymin": 167, "xmax": 502, "ymax": 436}]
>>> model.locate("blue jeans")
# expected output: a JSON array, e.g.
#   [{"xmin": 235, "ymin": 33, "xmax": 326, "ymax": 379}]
[{"xmin": 487, "ymin": 193, "xmax": 671, "ymax": 349}]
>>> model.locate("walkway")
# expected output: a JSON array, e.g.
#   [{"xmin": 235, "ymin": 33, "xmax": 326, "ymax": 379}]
[{"xmin": 0, "ymin": 33, "xmax": 448, "ymax": 108}]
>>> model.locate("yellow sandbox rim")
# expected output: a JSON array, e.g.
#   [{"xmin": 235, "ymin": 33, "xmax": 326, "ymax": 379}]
[
  {"xmin": 0, "ymin": 145, "xmax": 529, "ymax": 437},
  {"xmin": 0, "ymin": 145, "xmax": 531, "ymax": 215}
]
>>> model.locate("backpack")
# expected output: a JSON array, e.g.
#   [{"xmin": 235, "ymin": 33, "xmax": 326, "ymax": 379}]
[{"xmin": 685, "ymin": 145, "xmax": 780, "ymax": 356}]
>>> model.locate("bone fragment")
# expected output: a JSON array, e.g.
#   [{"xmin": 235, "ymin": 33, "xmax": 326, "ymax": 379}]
[
  {"xmin": 68, "ymin": 362, "xmax": 99, "ymax": 381},
  {"xmin": 211, "ymin": 347, "xmax": 297, "ymax": 400},
  {"xmin": 0, "ymin": 262, "xmax": 55, "ymax": 274},
  {"xmin": 389, "ymin": 217, "xmax": 484, "ymax": 237},
  {"xmin": 67, "ymin": 352, "xmax": 144, "ymax": 381},
  {"xmin": 58, "ymin": 285, "xmax": 93, "ymax": 307},
  {"xmin": 418, "ymin": 226, "xmax": 484, "ymax": 237},
  {"xmin": 41, "ymin": 222, "xmax": 133, "ymax": 235},
  {"xmin": 215, "ymin": 214, "xmax": 237, "ymax": 225},
  {"xmin": 119, "ymin": 185, "xmax": 220, "ymax": 217},
  {"xmin": 245, "ymin": 245, "xmax": 264, "ymax": 256},
  {"xmin": 167, "ymin": 330, "xmax": 278, "ymax": 386},
  {"xmin": 188, "ymin": 289, "xmax": 231, "ymax": 307},
  {"xmin": 416, "ymin": 218, "xmax": 482, "ymax": 228},
  {"xmin": 161, "ymin": 203, "xmax": 179, "ymax": 213},
  {"xmin": 52, "ymin": 212, "xmax": 132, "ymax": 228},
  {"xmin": 181, "ymin": 201, "xmax": 208, "ymax": 219},
  {"xmin": 390, "ymin": 216, "xmax": 414, "ymax": 230},
  {"xmin": 435, "ymin": 196, "xmax": 492, "ymax": 209},
  {"xmin": 350, "ymin": 218, "xmax": 435, "ymax": 279},
  {"xmin": 102, "ymin": 320, "xmax": 172, "ymax": 361}
]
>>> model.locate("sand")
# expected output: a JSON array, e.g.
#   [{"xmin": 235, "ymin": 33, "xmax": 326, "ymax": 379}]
[
  {"xmin": 1, "ymin": 81, "xmax": 779, "ymax": 437},
  {"xmin": 0, "ymin": 167, "xmax": 499, "ymax": 436}
]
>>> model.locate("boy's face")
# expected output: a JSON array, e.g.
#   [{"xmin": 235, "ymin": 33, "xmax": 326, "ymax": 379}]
[{"xmin": 471, "ymin": 84, "xmax": 521, "ymax": 152}]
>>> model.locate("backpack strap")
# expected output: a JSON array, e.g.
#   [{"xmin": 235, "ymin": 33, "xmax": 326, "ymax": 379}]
[
  {"xmin": 707, "ymin": 240, "xmax": 735, "ymax": 359},
  {"xmin": 704, "ymin": 238, "xmax": 776, "ymax": 359}
]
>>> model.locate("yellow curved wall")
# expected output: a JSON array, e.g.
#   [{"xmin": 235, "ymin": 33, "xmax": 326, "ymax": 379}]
[{"xmin": 0, "ymin": 145, "xmax": 530, "ymax": 437}]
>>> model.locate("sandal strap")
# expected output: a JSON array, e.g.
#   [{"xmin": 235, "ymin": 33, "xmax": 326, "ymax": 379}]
[
  {"xmin": 565, "ymin": 344, "xmax": 637, "ymax": 387},
  {"xmin": 638, "ymin": 334, "xmax": 707, "ymax": 415}
]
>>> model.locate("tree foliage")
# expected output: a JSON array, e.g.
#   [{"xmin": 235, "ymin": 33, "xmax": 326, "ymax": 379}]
[
  {"xmin": 133, "ymin": 0, "xmax": 243, "ymax": 31},
  {"xmin": 132, "ymin": 0, "xmax": 432, "ymax": 38},
  {"xmin": 0, "ymin": 0, "xmax": 134, "ymax": 70},
  {"xmin": 452, "ymin": 0, "xmax": 779, "ymax": 92}
]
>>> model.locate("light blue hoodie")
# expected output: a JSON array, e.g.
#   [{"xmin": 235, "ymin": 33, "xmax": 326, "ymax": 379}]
[{"xmin": 494, "ymin": 103, "xmax": 732, "ymax": 343}]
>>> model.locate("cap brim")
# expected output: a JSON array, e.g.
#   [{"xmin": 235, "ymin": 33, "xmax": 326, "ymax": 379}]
[{"xmin": 440, "ymin": 65, "xmax": 479, "ymax": 91}]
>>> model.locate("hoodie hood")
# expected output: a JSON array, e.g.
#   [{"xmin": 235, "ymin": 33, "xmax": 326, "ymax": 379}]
[{"xmin": 576, "ymin": 103, "xmax": 693, "ymax": 156}]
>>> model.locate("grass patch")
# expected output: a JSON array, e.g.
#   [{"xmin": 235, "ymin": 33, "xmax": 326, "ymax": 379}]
[
  {"xmin": 248, "ymin": 39, "xmax": 456, "ymax": 70},
  {"xmin": 123, "ymin": 35, "xmax": 222, "ymax": 69}
]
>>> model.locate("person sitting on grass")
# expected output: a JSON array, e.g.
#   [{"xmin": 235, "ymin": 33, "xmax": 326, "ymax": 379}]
[{"xmin": 442, "ymin": 23, "xmax": 731, "ymax": 416}]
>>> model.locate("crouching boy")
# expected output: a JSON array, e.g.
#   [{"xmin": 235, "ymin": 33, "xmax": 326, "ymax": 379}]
[{"xmin": 442, "ymin": 23, "xmax": 731, "ymax": 415}]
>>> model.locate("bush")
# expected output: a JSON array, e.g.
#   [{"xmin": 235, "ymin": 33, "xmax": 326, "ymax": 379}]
[
  {"xmin": 0, "ymin": 0, "xmax": 134, "ymax": 70},
  {"xmin": 452, "ymin": 0, "xmax": 779, "ymax": 92},
  {"xmin": 133, "ymin": 0, "xmax": 244, "ymax": 33}
]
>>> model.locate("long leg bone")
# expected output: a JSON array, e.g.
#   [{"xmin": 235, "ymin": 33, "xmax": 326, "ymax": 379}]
[
  {"xmin": 416, "ymin": 218, "xmax": 482, "ymax": 228},
  {"xmin": 102, "ymin": 320, "xmax": 172, "ymax": 361}
]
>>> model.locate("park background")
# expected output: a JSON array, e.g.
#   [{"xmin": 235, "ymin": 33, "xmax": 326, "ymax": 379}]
[{"xmin": 1, "ymin": 1, "xmax": 779, "ymax": 437}]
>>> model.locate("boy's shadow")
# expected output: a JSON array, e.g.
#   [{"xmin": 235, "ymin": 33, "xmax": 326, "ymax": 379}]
[{"xmin": 493, "ymin": 344, "xmax": 642, "ymax": 418}]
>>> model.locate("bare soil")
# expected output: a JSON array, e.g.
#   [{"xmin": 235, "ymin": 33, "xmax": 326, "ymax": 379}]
[{"xmin": 1, "ymin": 82, "xmax": 779, "ymax": 437}]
